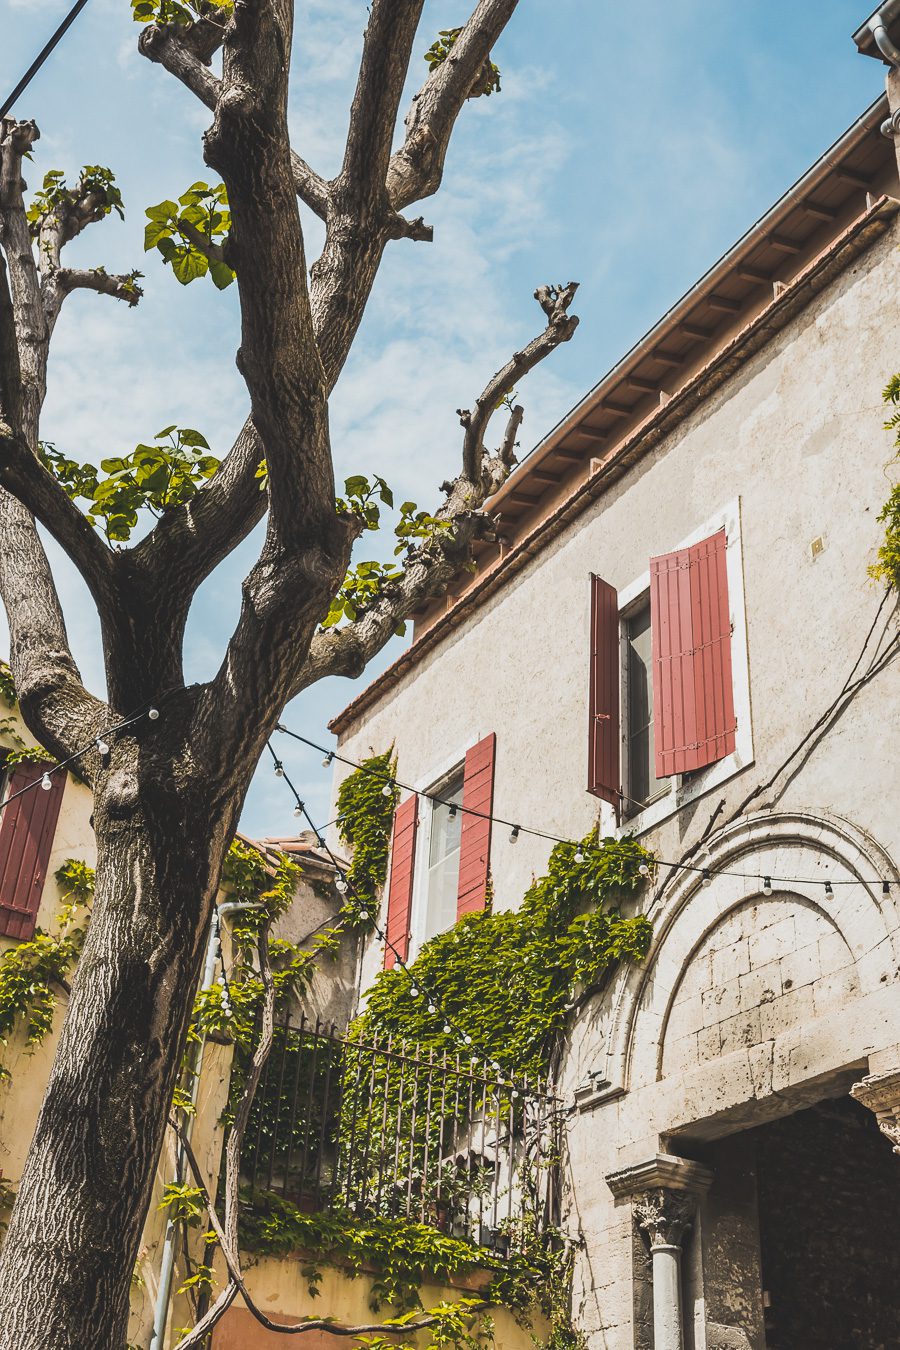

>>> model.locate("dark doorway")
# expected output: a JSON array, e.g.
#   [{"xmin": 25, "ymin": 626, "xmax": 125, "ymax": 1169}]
[{"xmin": 750, "ymin": 1094, "xmax": 900, "ymax": 1349}]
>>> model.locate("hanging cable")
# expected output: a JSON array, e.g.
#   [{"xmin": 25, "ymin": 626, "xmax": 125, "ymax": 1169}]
[
  {"xmin": 0, "ymin": 0, "xmax": 94, "ymax": 120},
  {"xmin": 274, "ymin": 722, "xmax": 895, "ymax": 891}
]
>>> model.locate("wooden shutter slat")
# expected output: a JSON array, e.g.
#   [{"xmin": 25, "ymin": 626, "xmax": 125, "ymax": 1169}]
[
  {"xmin": 456, "ymin": 733, "xmax": 496, "ymax": 918},
  {"xmin": 384, "ymin": 795, "xmax": 418, "ymax": 969},
  {"xmin": 0, "ymin": 764, "xmax": 65, "ymax": 941},
  {"xmin": 588, "ymin": 575, "xmax": 620, "ymax": 807},
  {"xmin": 651, "ymin": 528, "xmax": 736, "ymax": 777}
]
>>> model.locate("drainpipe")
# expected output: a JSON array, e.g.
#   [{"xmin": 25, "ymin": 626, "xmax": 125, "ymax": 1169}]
[
  {"xmin": 148, "ymin": 902, "xmax": 263, "ymax": 1350},
  {"xmin": 872, "ymin": 10, "xmax": 900, "ymax": 67}
]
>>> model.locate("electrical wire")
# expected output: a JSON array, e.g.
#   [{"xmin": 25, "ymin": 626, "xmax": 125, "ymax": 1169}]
[
  {"xmin": 0, "ymin": 0, "xmax": 93, "ymax": 120},
  {"xmin": 274, "ymin": 723, "xmax": 896, "ymax": 891}
]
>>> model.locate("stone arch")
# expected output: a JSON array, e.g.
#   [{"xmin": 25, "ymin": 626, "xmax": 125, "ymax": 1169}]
[{"xmin": 598, "ymin": 811, "xmax": 900, "ymax": 1096}]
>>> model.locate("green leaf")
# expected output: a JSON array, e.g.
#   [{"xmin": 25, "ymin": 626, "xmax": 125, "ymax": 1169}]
[
  {"xmin": 170, "ymin": 248, "xmax": 208, "ymax": 285},
  {"xmin": 209, "ymin": 259, "xmax": 236, "ymax": 290}
]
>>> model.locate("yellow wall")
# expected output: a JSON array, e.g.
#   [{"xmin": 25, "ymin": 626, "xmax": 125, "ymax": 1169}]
[{"xmin": 206, "ymin": 1254, "xmax": 548, "ymax": 1350}]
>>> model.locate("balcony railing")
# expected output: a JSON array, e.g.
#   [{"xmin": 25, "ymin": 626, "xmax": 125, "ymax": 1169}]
[{"xmin": 242, "ymin": 1015, "xmax": 560, "ymax": 1251}]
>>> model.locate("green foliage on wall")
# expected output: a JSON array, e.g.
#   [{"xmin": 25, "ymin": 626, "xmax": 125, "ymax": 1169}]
[
  {"xmin": 873, "ymin": 376, "xmax": 900, "ymax": 591},
  {"xmin": 356, "ymin": 833, "xmax": 652, "ymax": 1085},
  {"xmin": 0, "ymin": 860, "xmax": 95, "ymax": 1080},
  {"xmin": 336, "ymin": 750, "xmax": 398, "ymax": 932},
  {"xmin": 0, "ymin": 663, "xmax": 16, "ymax": 710}
]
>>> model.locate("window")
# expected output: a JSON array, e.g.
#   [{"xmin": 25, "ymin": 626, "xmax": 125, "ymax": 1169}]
[
  {"xmin": 587, "ymin": 500, "xmax": 751, "ymax": 831},
  {"xmin": 422, "ymin": 774, "xmax": 464, "ymax": 944},
  {"xmin": 624, "ymin": 600, "xmax": 666, "ymax": 812}
]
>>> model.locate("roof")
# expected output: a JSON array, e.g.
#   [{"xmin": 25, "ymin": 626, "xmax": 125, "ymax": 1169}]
[
  {"xmin": 235, "ymin": 830, "xmax": 344, "ymax": 876},
  {"xmin": 331, "ymin": 93, "xmax": 897, "ymax": 736},
  {"xmin": 854, "ymin": 4, "xmax": 900, "ymax": 60}
]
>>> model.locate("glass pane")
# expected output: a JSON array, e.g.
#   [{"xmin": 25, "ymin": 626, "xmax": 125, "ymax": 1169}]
[
  {"xmin": 429, "ymin": 777, "xmax": 464, "ymax": 866},
  {"xmin": 627, "ymin": 604, "xmax": 666, "ymax": 807},
  {"xmin": 424, "ymin": 775, "xmax": 464, "ymax": 941}
]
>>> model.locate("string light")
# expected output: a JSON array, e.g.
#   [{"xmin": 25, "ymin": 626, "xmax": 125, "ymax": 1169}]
[
  {"xmin": 574, "ymin": 849, "xmax": 584, "ymax": 865},
  {"xmin": 448, "ymin": 804, "xmax": 458, "ymax": 820},
  {"xmin": 762, "ymin": 877, "xmax": 773, "ymax": 897},
  {"xmin": 322, "ymin": 751, "xmax": 335, "ymax": 767},
  {"xmin": 381, "ymin": 780, "xmax": 394, "ymax": 798},
  {"xmin": 273, "ymin": 761, "xmax": 285, "ymax": 778},
  {"xmin": 148, "ymin": 707, "xmax": 159, "ymax": 720},
  {"xmin": 276, "ymin": 724, "xmax": 898, "ymax": 892},
  {"xmin": 336, "ymin": 877, "xmax": 348, "ymax": 895},
  {"xmin": 825, "ymin": 880, "xmax": 834, "ymax": 900},
  {"xmin": 40, "ymin": 773, "xmax": 52, "ymax": 791},
  {"xmin": 702, "ymin": 869, "xmax": 712, "ymax": 886},
  {"xmin": 96, "ymin": 738, "xmax": 109, "ymax": 756}
]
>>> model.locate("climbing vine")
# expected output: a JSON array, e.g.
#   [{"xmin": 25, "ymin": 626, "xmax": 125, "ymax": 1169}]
[
  {"xmin": 0, "ymin": 859, "xmax": 95, "ymax": 1081},
  {"xmin": 336, "ymin": 750, "xmax": 398, "ymax": 932},
  {"xmin": 872, "ymin": 375, "xmax": 900, "ymax": 591},
  {"xmin": 355, "ymin": 830, "xmax": 652, "ymax": 1085}
]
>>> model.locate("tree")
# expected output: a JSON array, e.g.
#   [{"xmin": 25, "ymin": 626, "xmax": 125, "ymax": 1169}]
[{"xmin": 0, "ymin": 2, "xmax": 579, "ymax": 1344}]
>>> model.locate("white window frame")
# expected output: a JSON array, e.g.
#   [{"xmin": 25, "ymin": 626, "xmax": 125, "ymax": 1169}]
[
  {"xmin": 406, "ymin": 738, "xmax": 474, "ymax": 960},
  {"xmin": 615, "ymin": 496, "xmax": 753, "ymax": 838}
]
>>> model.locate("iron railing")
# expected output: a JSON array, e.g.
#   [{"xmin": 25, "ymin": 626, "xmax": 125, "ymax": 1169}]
[{"xmin": 243, "ymin": 1015, "xmax": 560, "ymax": 1250}]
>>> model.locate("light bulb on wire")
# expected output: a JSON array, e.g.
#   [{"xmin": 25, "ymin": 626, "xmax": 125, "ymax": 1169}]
[
  {"xmin": 274, "ymin": 762, "xmax": 284, "ymax": 778},
  {"xmin": 40, "ymin": 773, "xmax": 52, "ymax": 791},
  {"xmin": 639, "ymin": 861, "xmax": 650, "ymax": 877},
  {"xmin": 574, "ymin": 849, "xmax": 584, "ymax": 865},
  {"xmin": 762, "ymin": 877, "xmax": 773, "ymax": 897},
  {"xmin": 96, "ymin": 738, "xmax": 110, "ymax": 756},
  {"xmin": 322, "ymin": 751, "xmax": 334, "ymax": 767},
  {"xmin": 148, "ymin": 707, "xmax": 159, "ymax": 720},
  {"xmin": 382, "ymin": 780, "xmax": 394, "ymax": 798},
  {"xmin": 509, "ymin": 825, "xmax": 520, "ymax": 844}
]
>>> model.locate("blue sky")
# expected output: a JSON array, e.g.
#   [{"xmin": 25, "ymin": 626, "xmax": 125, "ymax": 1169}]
[{"xmin": 0, "ymin": 0, "xmax": 883, "ymax": 838}]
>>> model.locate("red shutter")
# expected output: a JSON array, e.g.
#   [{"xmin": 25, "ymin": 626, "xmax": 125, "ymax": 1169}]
[
  {"xmin": 650, "ymin": 528, "xmax": 736, "ymax": 777},
  {"xmin": 456, "ymin": 733, "xmax": 496, "ymax": 918},
  {"xmin": 384, "ymin": 795, "xmax": 418, "ymax": 969},
  {"xmin": 0, "ymin": 764, "xmax": 65, "ymax": 941},
  {"xmin": 587, "ymin": 575, "xmax": 620, "ymax": 808}
]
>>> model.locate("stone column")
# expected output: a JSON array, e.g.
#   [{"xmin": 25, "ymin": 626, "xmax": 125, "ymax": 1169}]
[
  {"xmin": 634, "ymin": 1189, "xmax": 694, "ymax": 1350},
  {"xmin": 606, "ymin": 1153, "xmax": 713, "ymax": 1350},
  {"xmin": 851, "ymin": 1068, "xmax": 900, "ymax": 1153}
]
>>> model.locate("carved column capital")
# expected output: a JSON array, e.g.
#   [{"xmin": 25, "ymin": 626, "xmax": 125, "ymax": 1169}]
[
  {"xmin": 634, "ymin": 1188, "xmax": 694, "ymax": 1250},
  {"xmin": 851, "ymin": 1069, "xmax": 900, "ymax": 1155}
]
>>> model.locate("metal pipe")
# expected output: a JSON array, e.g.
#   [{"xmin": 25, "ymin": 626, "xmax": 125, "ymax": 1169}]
[
  {"xmin": 872, "ymin": 12, "xmax": 900, "ymax": 66},
  {"xmin": 149, "ymin": 902, "xmax": 259, "ymax": 1350}
]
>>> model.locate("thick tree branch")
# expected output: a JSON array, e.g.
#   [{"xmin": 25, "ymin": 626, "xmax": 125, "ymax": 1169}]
[
  {"xmin": 460, "ymin": 281, "xmax": 578, "ymax": 482},
  {"xmin": 388, "ymin": 0, "xmax": 520, "ymax": 212},
  {"xmin": 341, "ymin": 1, "xmax": 425, "ymax": 214},
  {"xmin": 138, "ymin": 20, "xmax": 330, "ymax": 220},
  {"xmin": 290, "ymin": 282, "xmax": 579, "ymax": 696}
]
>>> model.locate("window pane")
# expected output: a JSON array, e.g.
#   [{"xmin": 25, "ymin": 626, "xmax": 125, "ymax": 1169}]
[
  {"xmin": 424, "ymin": 775, "xmax": 464, "ymax": 941},
  {"xmin": 627, "ymin": 604, "xmax": 666, "ymax": 807}
]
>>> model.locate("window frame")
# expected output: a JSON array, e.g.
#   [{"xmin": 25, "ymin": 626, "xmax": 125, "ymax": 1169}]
[
  {"xmin": 406, "ymin": 739, "xmax": 476, "ymax": 960},
  {"xmin": 615, "ymin": 497, "xmax": 753, "ymax": 837}
]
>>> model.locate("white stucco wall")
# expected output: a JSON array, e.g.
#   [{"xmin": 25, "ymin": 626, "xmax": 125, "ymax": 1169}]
[
  {"xmin": 335, "ymin": 219, "xmax": 900, "ymax": 978},
  {"xmin": 333, "ymin": 217, "xmax": 900, "ymax": 1347}
]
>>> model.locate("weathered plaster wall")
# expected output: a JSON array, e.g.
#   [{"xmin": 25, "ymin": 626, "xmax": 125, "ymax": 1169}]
[
  {"xmin": 333, "ymin": 217, "xmax": 900, "ymax": 1347},
  {"xmin": 208, "ymin": 1257, "xmax": 547, "ymax": 1350}
]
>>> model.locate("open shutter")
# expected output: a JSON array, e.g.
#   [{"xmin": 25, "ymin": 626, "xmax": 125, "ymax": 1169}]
[
  {"xmin": 384, "ymin": 795, "xmax": 418, "ymax": 969},
  {"xmin": 588, "ymin": 575, "xmax": 620, "ymax": 807},
  {"xmin": 0, "ymin": 764, "xmax": 65, "ymax": 941},
  {"xmin": 650, "ymin": 528, "xmax": 736, "ymax": 777},
  {"xmin": 457, "ymin": 733, "xmax": 496, "ymax": 918}
]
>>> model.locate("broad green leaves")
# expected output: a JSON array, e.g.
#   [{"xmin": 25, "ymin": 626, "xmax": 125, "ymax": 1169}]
[
  {"xmin": 39, "ymin": 426, "xmax": 220, "ymax": 543},
  {"xmin": 424, "ymin": 27, "xmax": 501, "ymax": 97},
  {"xmin": 26, "ymin": 165, "xmax": 124, "ymax": 231},
  {"xmin": 324, "ymin": 477, "xmax": 453, "ymax": 634},
  {"xmin": 130, "ymin": 0, "xmax": 232, "ymax": 26},
  {"xmin": 144, "ymin": 182, "xmax": 234, "ymax": 289}
]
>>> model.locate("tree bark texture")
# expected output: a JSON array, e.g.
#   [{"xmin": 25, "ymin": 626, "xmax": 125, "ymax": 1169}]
[{"xmin": 0, "ymin": 3, "xmax": 580, "ymax": 1344}]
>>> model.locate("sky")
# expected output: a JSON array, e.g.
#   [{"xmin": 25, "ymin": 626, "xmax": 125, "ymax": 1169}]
[{"xmin": 0, "ymin": 0, "xmax": 884, "ymax": 839}]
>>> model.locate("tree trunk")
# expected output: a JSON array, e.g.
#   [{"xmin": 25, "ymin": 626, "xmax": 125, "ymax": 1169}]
[{"xmin": 0, "ymin": 748, "xmax": 236, "ymax": 1350}]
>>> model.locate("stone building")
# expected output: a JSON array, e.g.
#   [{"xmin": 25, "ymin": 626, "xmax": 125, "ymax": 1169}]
[{"xmin": 328, "ymin": 13, "xmax": 900, "ymax": 1349}]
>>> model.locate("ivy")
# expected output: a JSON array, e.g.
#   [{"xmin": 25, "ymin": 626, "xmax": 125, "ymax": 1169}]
[
  {"xmin": 144, "ymin": 181, "xmax": 234, "ymax": 290},
  {"xmin": 355, "ymin": 831, "xmax": 652, "ymax": 1085},
  {"xmin": 0, "ymin": 664, "xmax": 16, "ymax": 710},
  {"xmin": 39, "ymin": 426, "xmax": 220, "ymax": 543},
  {"xmin": 335, "ymin": 750, "xmax": 398, "ymax": 932},
  {"xmin": 872, "ymin": 376, "xmax": 900, "ymax": 590},
  {"xmin": 0, "ymin": 860, "xmax": 94, "ymax": 1081}
]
